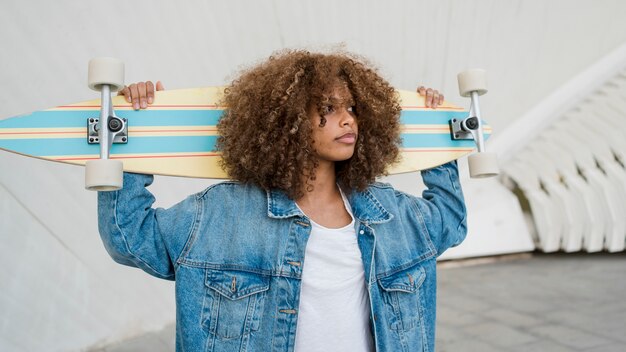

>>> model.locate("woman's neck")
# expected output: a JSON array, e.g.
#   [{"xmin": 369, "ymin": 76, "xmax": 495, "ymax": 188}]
[
  {"xmin": 297, "ymin": 160, "xmax": 339, "ymax": 207},
  {"xmin": 296, "ymin": 161, "xmax": 352, "ymax": 228}
]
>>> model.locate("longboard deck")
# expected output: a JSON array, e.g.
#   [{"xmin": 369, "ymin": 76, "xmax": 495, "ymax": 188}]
[{"xmin": 0, "ymin": 87, "xmax": 491, "ymax": 178}]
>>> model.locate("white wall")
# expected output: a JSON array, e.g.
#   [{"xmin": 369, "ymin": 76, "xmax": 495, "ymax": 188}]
[{"xmin": 2, "ymin": 0, "xmax": 626, "ymax": 350}]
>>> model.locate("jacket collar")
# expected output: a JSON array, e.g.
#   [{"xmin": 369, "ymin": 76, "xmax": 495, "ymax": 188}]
[
  {"xmin": 266, "ymin": 189, "xmax": 304, "ymax": 219},
  {"xmin": 346, "ymin": 188, "xmax": 394, "ymax": 224},
  {"xmin": 267, "ymin": 187, "xmax": 393, "ymax": 224}
]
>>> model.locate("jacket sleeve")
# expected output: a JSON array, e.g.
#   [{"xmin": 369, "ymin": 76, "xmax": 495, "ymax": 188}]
[
  {"xmin": 97, "ymin": 173, "xmax": 199, "ymax": 280},
  {"xmin": 415, "ymin": 161, "xmax": 467, "ymax": 256}
]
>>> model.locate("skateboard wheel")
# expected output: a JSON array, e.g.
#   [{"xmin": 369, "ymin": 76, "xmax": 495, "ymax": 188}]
[
  {"xmin": 468, "ymin": 152, "xmax": 499, "ymax": 178},
  {"xmin": 85, "ymin": 159, "xmax": 123, "ymax": 191},
  {"xmin": 88, "ymin": 57, "xmax": 125, "ymax": 92},
  {"xmin": 457, "ymin": 69, "xmax": 488, "ymax": 97}
]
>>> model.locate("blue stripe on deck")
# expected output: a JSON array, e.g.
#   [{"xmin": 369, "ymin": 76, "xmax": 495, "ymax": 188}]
[
  {"xmin": 0, "ymin": 110, "xmax": 224, "ymax": 128},
  {"xmin": 399, "ymin": 110, "xmax": 467, "ymax": 124},
  {"xmin": 0, "ymin": 132, "xmax": 479, "ymax": 157},
  {"xmin": 401, "ymin": 133, "xmax": 476, "ymax": 148},
  {"xmin": 0, "ymin": 136, "xmax": 219, "ymax": 156},
  {"xmin": 0, "ymin": 109, "xmax": 469, "ymax": 129}
]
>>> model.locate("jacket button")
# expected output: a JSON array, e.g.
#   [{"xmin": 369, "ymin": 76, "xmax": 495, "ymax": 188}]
[{"xmin": 359, "ymin": 230, "xmax": 365, "ymax": 235}]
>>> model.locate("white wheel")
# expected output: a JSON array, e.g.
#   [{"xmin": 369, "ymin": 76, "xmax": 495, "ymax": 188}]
[
  {"xmin": 85, "ymin": 159, "xmax": 123, "ymax": 191},
  {"xmin": 468, "ymin": 152, "xmax": 499, "ymax": 178},
  {"xmin": 457, "ymin": 69, "xmax": 488, "ymax": 97},
  {"xmin": 88, "ymin": 57, "xmax": 125, "ymax": 92}
]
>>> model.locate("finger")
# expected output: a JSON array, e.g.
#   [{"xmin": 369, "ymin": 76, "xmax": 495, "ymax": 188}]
[
  {"xmin": 432, "ymin": 90, "xmax": 440, "ymax": 109},
  {"xmin": 438, "ymin": 93, "xmax": 444, "ymax": 106},
  {"xmin": 118, "ymin": 86, "xmax": 131, "ymax": 102},
  {"xmin": 425, "ymin": 88, "xmax": 434, "ymax": 108},
  {"xmin": 156, "ymin": 81, "xmax": 165, "ymax": 91},
  {"xmin": 129, "ymin": 84, "xmax": 140, "ymax": 110},
  {"xmin": 417, "ymin": 86, "xmax": 426, "ymax": 96},
  {"xmin": 146, "ymin": 81, "xmax": 154, "ymax": 104},
  {"xmin": 138, "ymin": 82, "xmax": 147, "ymax": 109}
]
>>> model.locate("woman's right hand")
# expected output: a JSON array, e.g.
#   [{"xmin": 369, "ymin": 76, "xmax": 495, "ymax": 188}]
[{"xmin": 118, "ymin": 81, "xmax": 165, "ymax": 110}]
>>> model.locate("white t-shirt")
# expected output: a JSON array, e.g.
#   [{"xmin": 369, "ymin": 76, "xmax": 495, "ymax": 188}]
[{"xmin": 294, "ymin": 191, "xmax": 374, "ymax": 352}]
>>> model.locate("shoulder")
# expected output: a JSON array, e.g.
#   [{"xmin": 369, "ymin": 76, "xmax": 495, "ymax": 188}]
[
  {"xmin": 366, "ymin": 181, "xmax": 415, "ymax": 201},
  {"xmin": 196, "ymin": 181, "xmax": 266, "ymax": 200},
  {"xmin": 360, "ymin": 182, "xmax": 420, "ymax": 215},
  {"xmin": 192, "ymin": 181, "xmax": 269, "ymax": 217}
]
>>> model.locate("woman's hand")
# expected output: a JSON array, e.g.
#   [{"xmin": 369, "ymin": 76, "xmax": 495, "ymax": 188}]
[
  {"xmin": 417, "ymin": 86, "xmax": 444, "ymax": 109},
  {"xmin": 118, "ymin": 81, "xmax": 165, "ymax": 110}
]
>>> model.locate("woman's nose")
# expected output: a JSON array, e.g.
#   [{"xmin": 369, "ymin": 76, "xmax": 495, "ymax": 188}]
[{"xmin": 340, "ymin": 108, "xmax": 355, "ymax": 126}]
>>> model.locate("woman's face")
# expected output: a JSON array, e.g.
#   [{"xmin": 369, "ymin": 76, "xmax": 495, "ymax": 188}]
[{"xmin": 308, "ymin": 83, "xmax": 359, "ymax": 164}]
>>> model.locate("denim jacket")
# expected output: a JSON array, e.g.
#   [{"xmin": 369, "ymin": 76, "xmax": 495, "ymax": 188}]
[{"xmin": 97, "ymin": 161, "xmax": 466, "ymax": 352}]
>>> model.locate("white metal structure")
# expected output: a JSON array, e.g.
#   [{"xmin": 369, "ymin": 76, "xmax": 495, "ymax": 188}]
[{"xmin": 501, "ymin": 69, "xmax": 626, "ymax": 253}]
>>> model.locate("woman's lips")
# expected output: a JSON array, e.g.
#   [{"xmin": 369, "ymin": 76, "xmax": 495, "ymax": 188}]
[{"xmin": 336, "ymin": 133, "xmax": 357, "ymax": 144}]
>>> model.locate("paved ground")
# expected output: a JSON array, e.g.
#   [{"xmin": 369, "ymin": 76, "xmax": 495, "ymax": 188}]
[
  {"xmin": 436, "ymin": 252, "xmax": 626, "ymax": 351},
  {"xmin": 93, "ymin": 252, "xmax": 626, "ymax": 351}
]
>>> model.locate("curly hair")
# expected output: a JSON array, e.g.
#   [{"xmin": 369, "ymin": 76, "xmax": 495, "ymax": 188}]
[{"xmin": 216, "ymin": 49, "xmax": 402, "ymax": 199}]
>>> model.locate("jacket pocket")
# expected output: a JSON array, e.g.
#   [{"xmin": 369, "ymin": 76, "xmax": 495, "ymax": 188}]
[
  {"xmin": 378, "ymin": 264, "xmax": 426, "ymax": 332},
  {"xmin": 202, "ymin": 268, "xmax": 270, "ymax": 339}
]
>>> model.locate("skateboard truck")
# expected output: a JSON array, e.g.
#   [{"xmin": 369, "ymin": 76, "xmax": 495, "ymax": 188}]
[
  {"xmin": 453, "ymin": 69, "xmax": 499, "ymax": 178},
  {"xmin": 84, "ymin": 57, "xmax": 126, "ymax": 191},
  {"xmin": 87, "ymin": 116, "xmax": 128, "ymax": 145}
]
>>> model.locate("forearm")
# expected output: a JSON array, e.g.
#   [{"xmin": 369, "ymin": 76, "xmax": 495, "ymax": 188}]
[
  {"xmin": 419, "ymin": 161, "xmax": 467, "ymax": 255},
  {"xmin": 97, "ymin": 173, "xmax": 176, "ymax": 280}
]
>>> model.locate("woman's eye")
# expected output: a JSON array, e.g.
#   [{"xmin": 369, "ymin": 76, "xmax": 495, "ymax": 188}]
[
  {"xmin": 347, "ymin": 106, "xmax": 355, "ymax": 113},
  {"xmin": 321, "ymin": 105, "xmax": 334, "ymax": 115}
]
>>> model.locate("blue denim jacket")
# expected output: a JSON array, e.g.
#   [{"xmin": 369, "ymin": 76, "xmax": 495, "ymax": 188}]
[{"xmin": 97, "ymin": 161, "xmax": 466, "ymax": 352}]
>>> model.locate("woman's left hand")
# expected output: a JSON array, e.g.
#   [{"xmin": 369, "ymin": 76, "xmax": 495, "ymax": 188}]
[
  {"xmin": 417, "ymin": 86, "xmax": 444, "ymax": 109},
  {"xmin": 118, "ymin": 81, "xmax": 165, "ymax": 110}
]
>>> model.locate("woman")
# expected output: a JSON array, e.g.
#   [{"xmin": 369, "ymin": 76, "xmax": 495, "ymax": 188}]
[{"xmin": 100, "ymin": 49, "xmax": 466, "ymax": 351}]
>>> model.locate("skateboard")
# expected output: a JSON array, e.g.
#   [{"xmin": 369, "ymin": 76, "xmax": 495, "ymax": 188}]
[{"xmin": 0, "ymin": 58, "xmax": 498, "ymax": 190}]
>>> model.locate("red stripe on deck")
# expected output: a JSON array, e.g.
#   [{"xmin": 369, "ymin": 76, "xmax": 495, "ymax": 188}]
[
  {"xmin": 0, "ymin": 129, "xmax": 217, "ymax": 135},
  {"xmin": 402, "ymin": 127, "xmax": 492, "ymax": 133},
  {"xmin": 402, "ymin": 127, "xmax": 450, "ymax": 131},
  {"xmin": 0, "ymin": 131, "xmax": 84, "ymax": 135},
  {"xmin": 57, "ymin": 105, "xmax": 223, "ymax": 109},
  {"xmin": 401, "ymin": 106, "xmax": 465, "ymax": 110},
  {"xmin": 131, "ymin": 128, "xmax": 217, "ymax": 133},
  {"xmin": 57, "ymin": 104, "xmax": 462, "ymax": 110},
  {"xmin": 56, "ymin": 153, "xmax": 220, "ymax": 161},
  {"xmin": 403, "ymin": 148, "xmax": 473, "ymax": 152}
]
